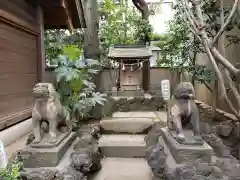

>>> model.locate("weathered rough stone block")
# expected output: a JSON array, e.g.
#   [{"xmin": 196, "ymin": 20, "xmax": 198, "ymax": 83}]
[
  {"xmin": 161, "ymin": 128, "xmax": 213, "ymax": 164},
  {"xmin": 19, "ymin": 132, "xmax": 76, "ymax": 168},
  {"xmin": 100, "ymin": 117, "xmax": 154, "ymax": 134},
  {"xmin": 216, "ymin": 124, "xmax": 233, "ymax": 137}
]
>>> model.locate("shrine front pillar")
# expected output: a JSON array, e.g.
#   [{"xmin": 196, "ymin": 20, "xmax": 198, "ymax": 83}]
[{"xmin": 142, "ymin": 60, "xmax": 150, "ymax": 91}]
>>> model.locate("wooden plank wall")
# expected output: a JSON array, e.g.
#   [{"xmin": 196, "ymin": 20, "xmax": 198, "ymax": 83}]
[{"xmin": 0, "ymin": 0, "xmax": 43, "ymax": 130}]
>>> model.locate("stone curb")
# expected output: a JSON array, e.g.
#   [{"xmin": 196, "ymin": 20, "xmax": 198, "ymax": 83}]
[{"xmin": 0, "ymin": 118, "xmax": 32, "ymax": 147}]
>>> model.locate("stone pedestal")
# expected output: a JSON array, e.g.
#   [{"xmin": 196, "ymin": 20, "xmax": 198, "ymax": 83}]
[
  {"xmin": 161, "ymin": 127, "xmax": 213, "ymax": 164},
  {"xmin": 19, "ymin": 132, "xmax": 76, "ymax": 168}
]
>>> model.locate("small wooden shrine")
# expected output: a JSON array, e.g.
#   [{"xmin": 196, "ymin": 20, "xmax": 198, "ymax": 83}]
[{"xmin": 108, "ymin": 45, "xmax": 152, "ymax": 96}]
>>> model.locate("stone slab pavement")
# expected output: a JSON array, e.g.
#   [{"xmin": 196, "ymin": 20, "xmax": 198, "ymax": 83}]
[
  {"xmin": 90, "ymin": 157, "xmax": 153, "ymax": 180},
  {"xmin": 5, "ymin": 133, "xmax": 29, "ymax": 160}
]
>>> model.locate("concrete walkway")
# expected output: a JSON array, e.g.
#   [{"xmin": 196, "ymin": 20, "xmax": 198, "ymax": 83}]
[
  {"xmin": 5, "ymin": 133, "xmax": 29, "ymax": 160},
  {"xmin": 0, "ymin": 119, "xmax": 32, "ymax": 161}
]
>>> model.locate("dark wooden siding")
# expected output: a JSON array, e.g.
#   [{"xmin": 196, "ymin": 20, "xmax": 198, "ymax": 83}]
[
  {"xmin": 0, "ymin": 18, "xmax": 38, "ymax": 130},
  {"xmin": 0, "ymin": 0, "xmax": 36, "ymax": 24}
]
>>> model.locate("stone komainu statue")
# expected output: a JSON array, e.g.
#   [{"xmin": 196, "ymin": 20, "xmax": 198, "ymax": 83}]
[
  {"xmin": 31, "ymin": 83, "xmax": 72, "ymax": 144},
  {"xmin": 167, "ymin": 82, "xmax": 202, "ymax": 143}
]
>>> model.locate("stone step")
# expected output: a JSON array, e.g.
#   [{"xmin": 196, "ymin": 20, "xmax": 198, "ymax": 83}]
[
  {"xmin": 100, "ymin": 111, "xmax": 167, "ymax": 134},
  {"xmin": 90, "ymin": 157, "xmax": 153, "ymax": 180},
  {"xmin": 112, "ymin": 111, "xmax": 158, "ymax": 118},
  {"xmin": 100, "ymin": 117, "xmax": 154, "ymax": 134},
  {"xmin": 99, "ymin": 135, "xmax": 146, "ymax": 157}
]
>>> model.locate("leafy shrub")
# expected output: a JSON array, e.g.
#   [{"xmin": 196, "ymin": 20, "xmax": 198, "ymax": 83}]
[
  {"xmin": 0, "ymin": 157, "xmax": 22, "ymax": 180},
  {"xmin": 53, "ymin": 45, "xmax": 107, "ymax": 124}
]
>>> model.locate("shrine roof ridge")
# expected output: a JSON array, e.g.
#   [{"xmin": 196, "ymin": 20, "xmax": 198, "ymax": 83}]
[{"xmin": 108, "ymin": 44, "xmax": 153, "ymax": 60}]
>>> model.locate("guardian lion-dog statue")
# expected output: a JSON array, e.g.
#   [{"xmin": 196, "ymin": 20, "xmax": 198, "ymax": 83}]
[
  {"xmin": 167, "ymin": 82, "xmax": 202, "ymax": 144},
  {"xmin": 31, "ymin": 83, "xmax": 72, "ymax": 144}
]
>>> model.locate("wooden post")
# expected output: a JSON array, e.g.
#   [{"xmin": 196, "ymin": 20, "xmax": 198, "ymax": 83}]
[
  {"xmin": 36, "ymin": 6, "xmax": 45, "ymax": 82},
  {"xmin": 117, "ymin": 63, "xmax": 121, "ymax": 91},
  {"xmin": 142, "ymin": 60, "xmax": 150, "ymax": 91},
  {"xmin": 61, "ymin": 0, "xmax": 74, "ymax": 33}
]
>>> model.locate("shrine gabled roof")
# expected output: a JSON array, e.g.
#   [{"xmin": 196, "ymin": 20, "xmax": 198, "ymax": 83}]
[{"xmin": 108, "ymin": 45, "xmax": 153, "ymax": 60}]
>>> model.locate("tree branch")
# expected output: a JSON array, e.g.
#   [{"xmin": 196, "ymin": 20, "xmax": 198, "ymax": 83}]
[
  {"xmin": 178, "ymin": 4, "xmax": 201, "ymax": 42},
  {"xmin": 184, "ymin": 0, "xmax": 240, "ymax": 118},
  {"xmin": 202, "ymin": 37, "xmax": 226, "ymax": 97},
  {"xmin": 179, "ymin": 0, "xmax": 240, "ymax": 119},
  {"xmin": 190, "ymin": 0, "xmax": 204, "ymax": 25},
  {"xmin": 203, "ymin": 80, "xmax": 213, "ymax": 92},
  {"xmin": 211, "ymin": 0, "xmax": 239, "ymax": 46},
  {"xmin": 181, "ymin": 5, "xmax": 198, "ymax": 32},
  {"xmin": 189, "ymin": 52, "xmax": 213, "ymax": 92},
  {"xmin": 204, "ymin": 41, "xmax": 239, "ymax": 117},
  {"xmin": 225, "ymin": 69, "xmax": 240, "ymax": 109},
  {"xmin": 132, "ymin": 0, "xmax": 150, "ymax": 19},
  {"xmin": 182, "ymin": 0, "xmax": 199, "ymax": 27},
  {"xmin": 211, "ymin": 47, "xmax": 240, "ymax": 75}
]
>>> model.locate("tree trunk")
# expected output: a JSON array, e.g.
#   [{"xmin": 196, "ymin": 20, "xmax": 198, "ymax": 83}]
[
  {"xmin": 191, "ymin": 52, "xmax": 197, "ymax": 87},
  {"xmin": 212, "ymin": 0, "xmax": 226, "ymax": 118},
  {"xmin": 83, "ymin": 0, "xmax": 100, "ymax": 60},
  {"xmin": 179, "ymin": 0, "xmax": 240, "ymax": 119},
  {"xmin": 132, "ymin": 0, "xmax": 150, "ymax": 20},
  {"xmin": 132, "ymin": 0, "xmax": 150, "ymax": 91}
]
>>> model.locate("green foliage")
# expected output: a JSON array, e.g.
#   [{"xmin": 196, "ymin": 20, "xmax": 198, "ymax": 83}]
[
  {"xmin": 151, "ymin": 33, "xmax": 165, "ymax": 41},
  {"xmin": 0, "ymin": 157, "xmax": 22, "ymax": 180},
  {"xmin": 156, "ymin": 1, "xmax": 215, "ymax": 85},
  {"xmin": 201, "ymin": 0, "xmax": 239, "ymax": 38},
  {"xmin": 136, "ymin": 19, "xmax": 153, "ymax": 43},
  {"xmin": 54, "ymin": 45, "xmax": 107, "ymax": 121},
  {"xmin": 99, "ymin": 0, "xmax": 153, "ymax": 61},
  {"xmin": 156, "ymin": 0, "xmax": 240, "ymax": 86},
  {"xmin": 44, "ymin": 30, "xmax": 64, "ymax": 64},
  {"xmin": 45, "ymin": 29, "xmax": 84, "ymax": 65},
  {"xmin": 45, "ymin": 1, "xmax": 154, "ymax": 66},
  {"xmin": 185, "ymin": 65, "xmax": 215, "ymax": 84}
]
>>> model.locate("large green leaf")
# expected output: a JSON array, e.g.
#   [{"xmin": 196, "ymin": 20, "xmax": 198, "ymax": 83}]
[
  {"xmin": 63, "ymin": 45, "xmax": 82, "ymax": 61},
  {"xmin": 54, "ymin": 44, "xmax": 107, "ymax": 121},
  {"xmin": 91, "ymin": 92, "xmax": 107, "ymax": 106}
]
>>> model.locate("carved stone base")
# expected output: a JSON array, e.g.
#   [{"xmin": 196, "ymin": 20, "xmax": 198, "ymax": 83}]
[
  {"xmin": 30, "ymin": 130, "xmax": 71, "ymax": 148},
  {"xmin": 19, "ymin": 132, "xmax": 76, "ymax": 168},
  {"xmin": 169, "ymin": 130, "xmax": 204, "ymax": 146},
  {"xmin": 161, "ymin": 127, "xmax": 213, "ymax": 164}
]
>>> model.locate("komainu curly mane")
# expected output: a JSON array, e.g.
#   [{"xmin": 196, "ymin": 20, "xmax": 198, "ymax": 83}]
[
  {"xmin": 167, "ymin": 82, "xmax": 201, "ymax": 143},
  {"xmin": 31, "ymin": 83, "xmax": 72, "ymax": 144}
]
